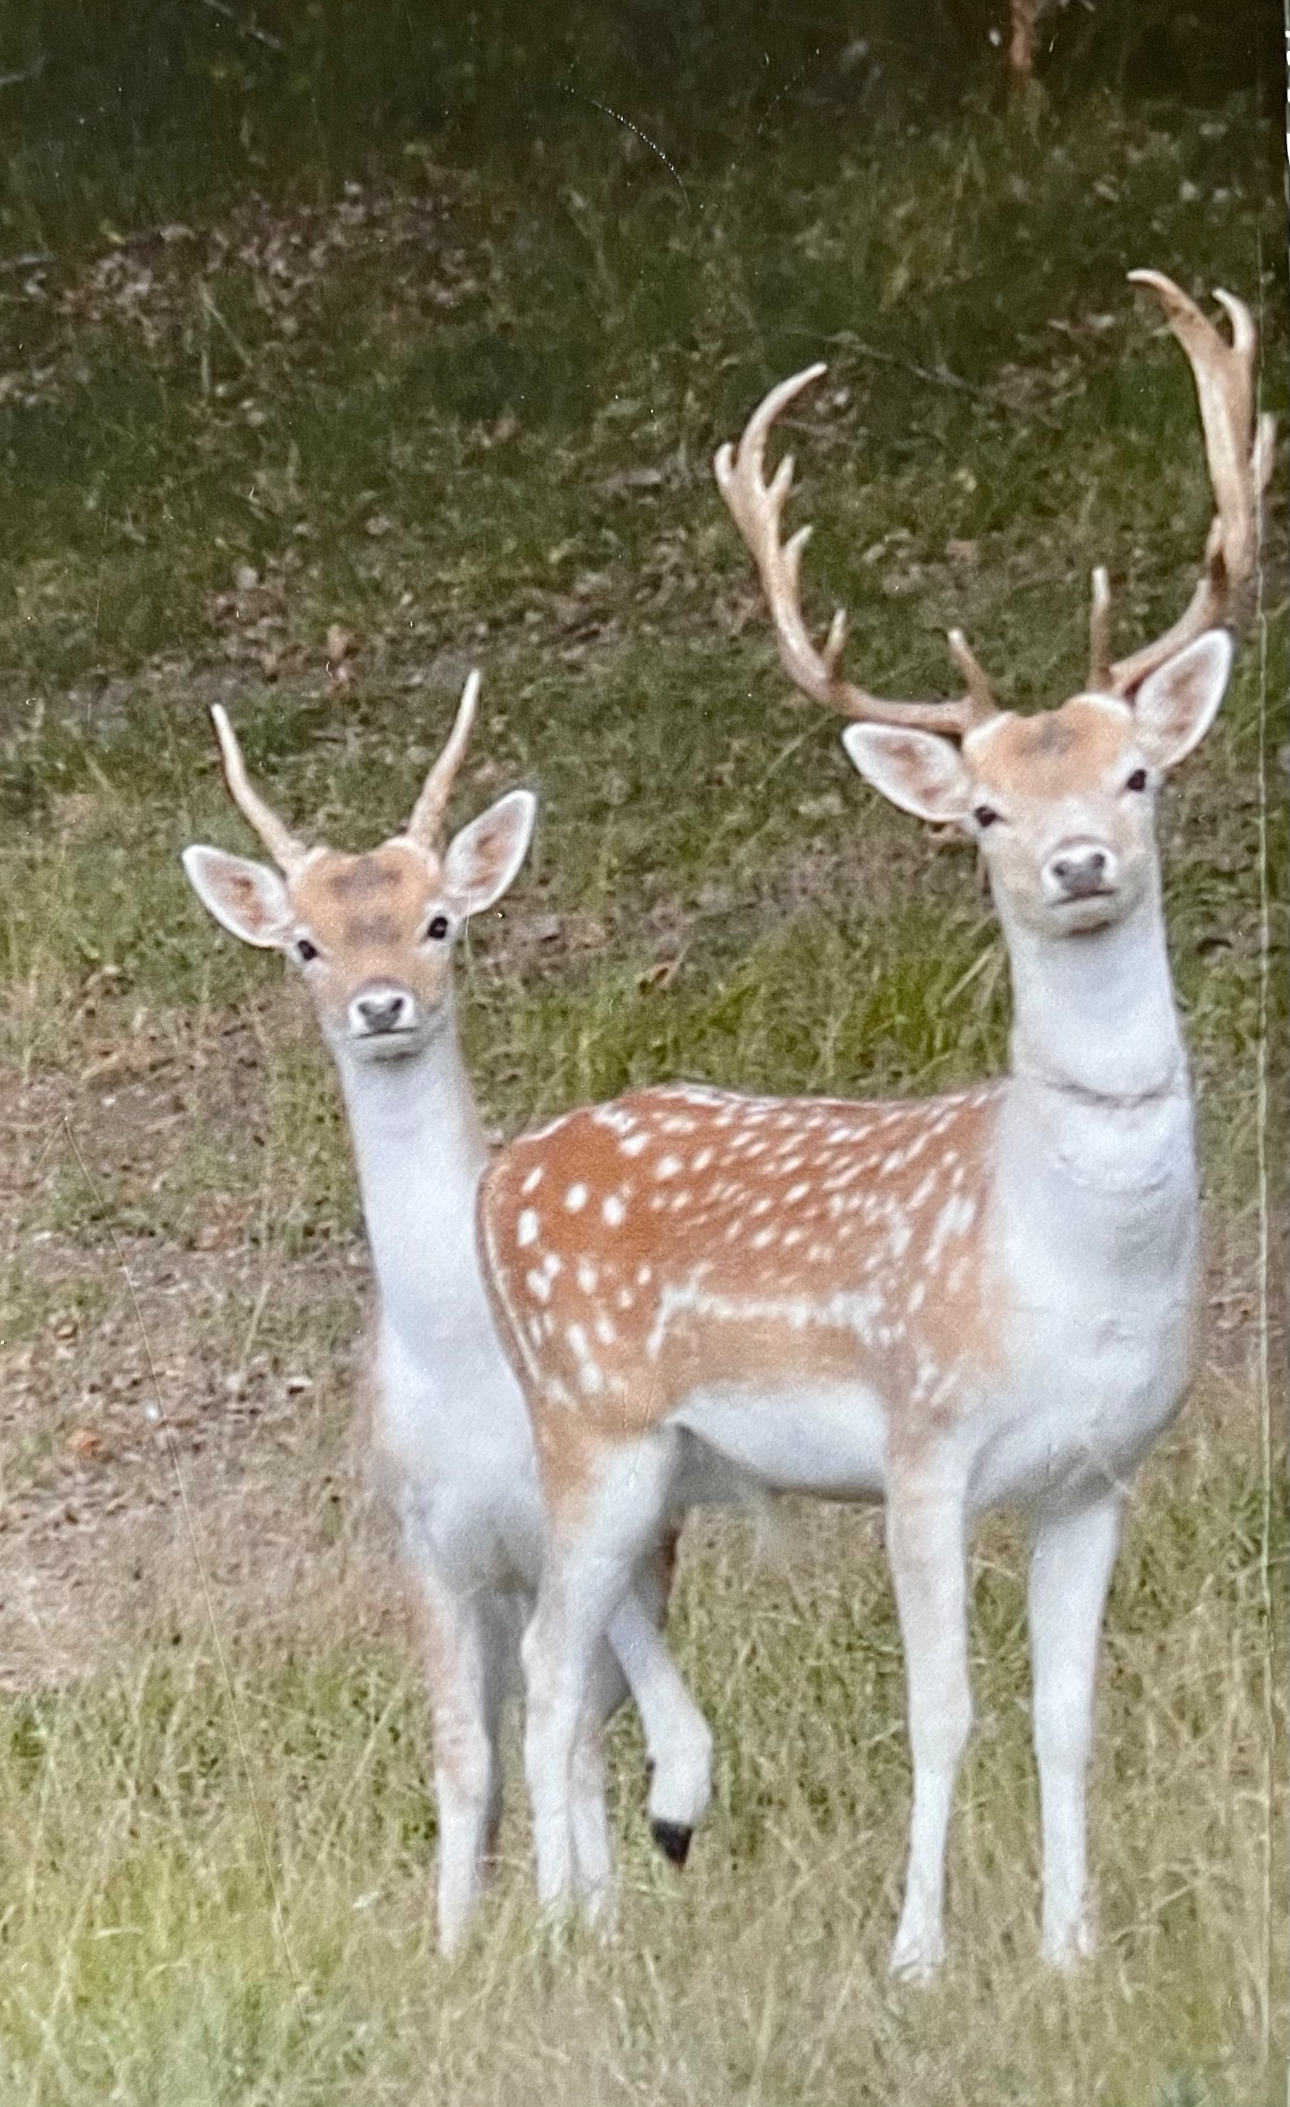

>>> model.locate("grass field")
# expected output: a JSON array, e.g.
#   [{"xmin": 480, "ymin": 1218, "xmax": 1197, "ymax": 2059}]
[{"xmin": 0, "ymin": 8, "xmax": 1285, "ymax": 2101}]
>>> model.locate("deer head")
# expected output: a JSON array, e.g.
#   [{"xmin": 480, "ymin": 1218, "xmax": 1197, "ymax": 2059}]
[
  {"xmin": 715, "ymin": 272, "xmax": 1271, "ymax": 941},
  {"xmin": 182, "ymin": 672, "xmax": 536, "ymax": 1062}
]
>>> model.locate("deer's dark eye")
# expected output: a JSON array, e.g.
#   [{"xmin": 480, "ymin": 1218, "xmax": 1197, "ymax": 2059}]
[
  {"xmin": 425, "ymin": 914, "xmax": 451, "ymax": 942},
  {"xmin": 974, "ymin": 805, "xmax": 1000, "ymax": 830},
  {"xmin": 295, "ymin": 937, "xmax": 319, "ymax": 964},
  {"xmin": 1124, "ymin": 767, "xmax": 1149, "ymax": 793}
]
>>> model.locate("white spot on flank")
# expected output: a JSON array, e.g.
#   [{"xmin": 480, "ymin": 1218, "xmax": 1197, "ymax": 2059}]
[
  {"xmin": 565, "ymin": 1182, "xmax": 588, "ymax": 1212},
  {"xmin": 594, "ymin": 1314, "xmax": 617, "ymax": 1347},
  {"xmin": 517, "ymin": 1209, "xmax": 540, "ymax": 1248},
  {"xmin": 603, "ymin": 1194, "xmax": 626, "ymax": 1227},
  {"xmin": 655, "ymin": 1154, "xmax": 683, "ymax": 1180},
  {"xmin": 593, "ymin": 1105, "xmax": 637, "ymax": 1137},
  {"xmin": 526, "ymin": 1269, "xmax": 551, "ymax": 1304},
  {"xmin": 751, "ymin": 1228, "xmax": 775, "ymax": 1250},
  {"xmin": 521, "ymin": 1166, "xmax": 544, "ymax": 1196},
  {"xmin": 636, "ymin": 1265, "xmax": 653, "ymax": 1286},
  {"xmin": 621, "ymin": 1131, "xmax": 649, "ymax": 1157},
  {"xmin": 692, "ymin": 1147, "xmax": 714, "ymax": 1172},
  {"xmin": 577, "ymin": 1259, "xmax": 599, "ymax": 1295}
]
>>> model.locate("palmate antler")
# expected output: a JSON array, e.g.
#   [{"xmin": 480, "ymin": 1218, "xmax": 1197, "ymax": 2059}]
[{"xmin": 715, "ymin": 271, "xmax": 1274, "ymax": 738}]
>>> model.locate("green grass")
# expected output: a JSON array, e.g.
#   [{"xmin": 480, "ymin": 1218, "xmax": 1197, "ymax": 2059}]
[
  {"xmin": 0, "ymin": 1433, "xmax": 1283, "ymax": 2106},
  {"xmin": 0, "ymin": 19, "xmax": 1285, "ymax": 2105}
]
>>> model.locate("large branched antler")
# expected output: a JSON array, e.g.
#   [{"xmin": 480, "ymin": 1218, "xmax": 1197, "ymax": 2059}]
[
  {"xmin": 1100, "ymin": 270, "xmax": 1275, "ymax": 698},
  {"xmin": 714, "ymin": 364, "xmax": 998, "ymax": 740}
]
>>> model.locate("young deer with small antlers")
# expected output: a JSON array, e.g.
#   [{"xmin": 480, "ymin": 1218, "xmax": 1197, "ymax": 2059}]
[
  {"xmin": 182, "ymin": 680, "xmax": 713, "ymax": 1954},
  {"xmin": 479, "ymin": 271, "xmax": 1272, "ymax": 1974}
]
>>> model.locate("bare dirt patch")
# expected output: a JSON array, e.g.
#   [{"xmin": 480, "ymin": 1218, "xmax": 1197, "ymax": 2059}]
[{"xmin": 0, "ymin": 1014, "xmax": 414, "ymax": 1693}]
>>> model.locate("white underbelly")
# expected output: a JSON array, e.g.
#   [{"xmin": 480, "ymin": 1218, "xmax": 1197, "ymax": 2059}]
[{"xmin": 673, "ymin": 1382, "xmax": 887, "ymax": 1500}]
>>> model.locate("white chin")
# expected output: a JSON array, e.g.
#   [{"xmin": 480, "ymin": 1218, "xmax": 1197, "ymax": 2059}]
[
  {"xmin": 1052, "ymin": 897, "xmax": 1120, "ymax": 935},
  {"xmin": 350, "ymin": 1031, "xmax": 426, "ymax": 1062}
]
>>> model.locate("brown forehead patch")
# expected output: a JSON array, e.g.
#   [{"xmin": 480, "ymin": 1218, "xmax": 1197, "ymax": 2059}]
[
  {"xmin": 973, "ymin": 696, "xmax": 1131, "ymax": 800},
  {"xmin": 324, "ymin": 859, "xmax": 400, "ymax": 900},
  {"xmin": 291, "ymin": 843, "xmax": 438, "ymax": 938}
]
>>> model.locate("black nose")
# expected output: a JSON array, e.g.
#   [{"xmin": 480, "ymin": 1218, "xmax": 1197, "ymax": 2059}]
[
  {"xmin": 354, "ymin": 991, "xmax": 411, "ymax": 1034},
  {"xmin": 1049, "ymin": 847, "xmax": 1110, "ymax": 899}
]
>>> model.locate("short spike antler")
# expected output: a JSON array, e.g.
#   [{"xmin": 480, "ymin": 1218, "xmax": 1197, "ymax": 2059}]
[
  {"xmin": 406, "ymin": 669, "xmax": 481, "ymax": 847},
  {"xmin": 1102, "ymin": 271, "xmax": 1275, "ymax": 699},
  {"xmin": 210, "ymin": 705, "xmax": 308, "ymax": 873},
  {"xmin": 1087, "ymin": 566, "xmax": 1113, "ymax": 692},
  {"xmin": 714, "ymin": 364, "xmax": 997, "ymax": 740}
]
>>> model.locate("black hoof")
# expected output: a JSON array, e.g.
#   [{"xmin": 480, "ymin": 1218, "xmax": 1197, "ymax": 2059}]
[{"xmin": 650, "ymin": 1818, "xmax": 693, "ymax": 1867}]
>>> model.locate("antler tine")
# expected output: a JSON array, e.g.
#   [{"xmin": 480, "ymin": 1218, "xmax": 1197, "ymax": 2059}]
[
  {"xmin": 210, "ymin": 705, "xmax": 308, "ymax": 873},
  {"xmin": 406, "ymin": 668, "xmax": 481, "ymax": 847},
  {"xmin": 947, "ymin": 629, "xmax": 998, "ymax": 716},
  {"xmin": 715, "ymin": 365, "xmax": 993, "ymax": 739},
  {"xmin": 1108, "ymin": 270, "xmax": 1275, "ymax": 698}
]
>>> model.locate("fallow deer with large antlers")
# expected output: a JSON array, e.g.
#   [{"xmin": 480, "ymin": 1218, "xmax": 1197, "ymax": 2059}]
[
  {"xmin": 479, "ymin": 271, "xmax": 1273, "ymax": 1973},
  {"xmin": 182, "ymin": 680, "xmax": 713, "ymax": 1954}
]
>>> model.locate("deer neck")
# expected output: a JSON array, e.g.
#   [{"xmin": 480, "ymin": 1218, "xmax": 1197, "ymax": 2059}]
[
  {"xmin": 996, "ymin": 880, "xmax": 1197, "ymax": 1225},
  {"xmin": 331, "ymin": 1000, "xmax": 491, "ymax": 1341},
  {"xmin": 1001, "ymin": 879, "xmax": 1186, "ymax": 1107}
]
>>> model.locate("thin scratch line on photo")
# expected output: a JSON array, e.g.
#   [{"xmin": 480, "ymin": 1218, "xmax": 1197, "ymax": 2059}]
[
  {"xmin": 1250, "ymin": 231, "xmax": 1273, "ymax": 2067},
  {"xmin": 560, "ymin": 84, "xmax": 689, "ymax": 210}
]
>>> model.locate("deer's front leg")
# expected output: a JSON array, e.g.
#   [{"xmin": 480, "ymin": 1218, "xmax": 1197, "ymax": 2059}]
[
  {"xmin": 886, "ymin": 1474, "xmax": 972, "ymax": 1981},
  {"xmin": 1028, "ymin": 1489, "xmax": 1122, "ymax": 1966},
  {"xmin": 414, "ymin": 1562, "xmax": 503, "ymax": 1958},
  {"xmin": 523, "ymin": 1430, "xmax": 678, "ymax": 1922}
]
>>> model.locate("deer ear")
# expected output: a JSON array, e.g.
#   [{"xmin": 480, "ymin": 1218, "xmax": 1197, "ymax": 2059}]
[
  {"xmin": 1132, "ymin": 629, "xmax": 1233, "ymax": 771},
  {"xmin": 841, "ymin": 724, "xmax": 974, "ymax": 826},
  {"xmin": 182, "ymin": 845, "xmax": 293, "ymax": 949},
  {"xmin": 442, "ymin": 789, "xmax": 537, "ymax": 918}
]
